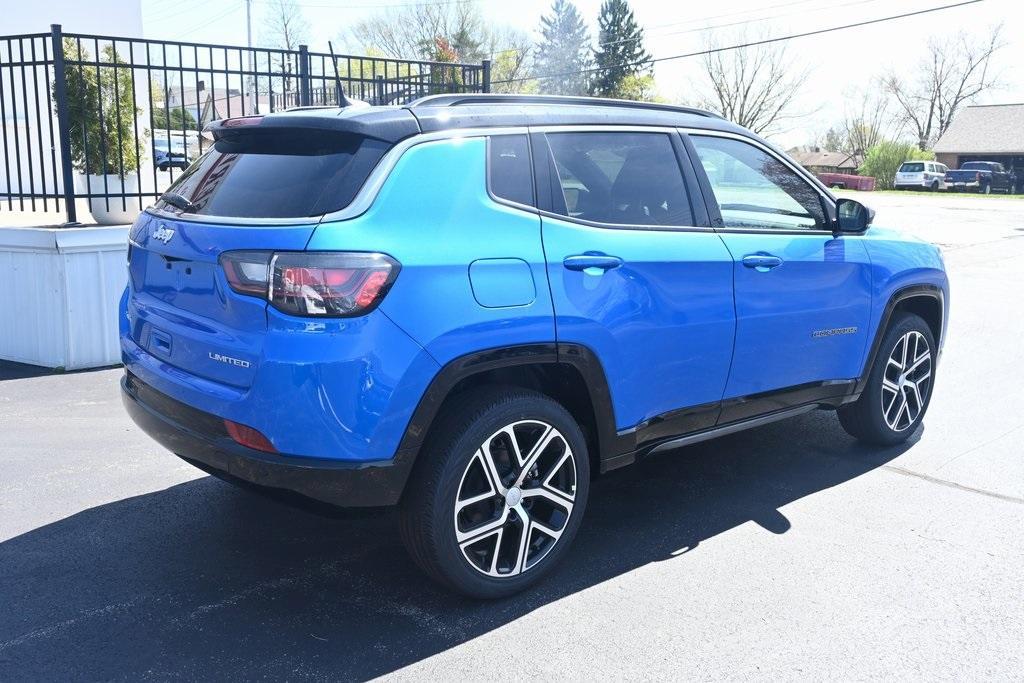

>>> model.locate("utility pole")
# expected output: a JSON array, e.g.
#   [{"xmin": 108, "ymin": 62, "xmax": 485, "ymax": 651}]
[{"xmin": 245, "ymin": 0, "xmax": 254, "ymax": 113}]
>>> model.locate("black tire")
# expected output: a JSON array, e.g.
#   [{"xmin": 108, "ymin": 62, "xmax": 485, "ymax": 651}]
[
  {"xmin": 838, "ymin": 313, "xmax": 936, "ymax": 445},
  {"xmin": 981, "ymin": 183, "xmax": 991, "ymax": 195},
  {"xmin": 930, "ymin": 180, "xmax": 939, "ymax": 191},
  {"xmin": 399, "ymin": 386, "xmax": 590, "ymax": 599}
]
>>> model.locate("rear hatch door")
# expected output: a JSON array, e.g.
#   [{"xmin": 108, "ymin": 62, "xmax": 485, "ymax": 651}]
[{"xmin": 126, "ymin": 116, "xmax": 407, "ymax": 388}]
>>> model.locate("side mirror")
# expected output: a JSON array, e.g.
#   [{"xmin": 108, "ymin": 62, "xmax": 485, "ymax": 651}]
[{"xmin": 835, "ymin": 198, "xmax": 874, "ymax": 234}]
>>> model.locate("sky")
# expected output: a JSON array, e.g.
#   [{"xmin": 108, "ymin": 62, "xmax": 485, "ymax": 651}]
[{"xmin": 140, "ymin": 0, "xmax": 1024, "ymax": 147}]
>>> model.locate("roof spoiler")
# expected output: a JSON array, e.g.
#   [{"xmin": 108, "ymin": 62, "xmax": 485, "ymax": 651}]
[{"xmin": 204, "ymin": 108, "xmax": 419, "ymax": 144}]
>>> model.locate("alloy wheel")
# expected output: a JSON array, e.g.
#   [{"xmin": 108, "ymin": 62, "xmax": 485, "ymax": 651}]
[
  {"xmin": 453, "ymin": 420, "xmax": 577, "ymax": 577},
  {"xmin": 880, "ymin": 330, "xmax": 932, "ymax": 432}
]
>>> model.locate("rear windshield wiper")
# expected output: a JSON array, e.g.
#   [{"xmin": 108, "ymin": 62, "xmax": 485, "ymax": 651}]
[{"xmin": 160, "ymin": 191, "xmax": 196, "ymax": 213}]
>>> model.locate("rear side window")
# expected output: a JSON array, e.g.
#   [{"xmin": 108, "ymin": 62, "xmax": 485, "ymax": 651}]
[
  {"xmin": 488, "ymin": 135, "xmax": 534, "ymax": 207},
  {"xmin": 155, "ymin": 131, "xmax": 390, "ymax": 219},
  {"xmin": 545, "ymin": 132, "xmax": 693, "ymax": 227}
]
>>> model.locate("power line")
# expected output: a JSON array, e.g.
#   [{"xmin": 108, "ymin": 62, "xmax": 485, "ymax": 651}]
[
  {"xmin": 490, "ymin": 0, "xmax": 885, "ymax": 60},
  {"xmin": 177, "ymin": 5, "xmax": 242, "ymax": 39},
  {"xmin": 494, "ymin": 0, "xmax": 984, "ymax": 85},
  {"xmin": 595, "ymin": 0, "xmax": 888, "ymax": 50},
  {"xmin": 248, "ymin": 0, "xmax": 473, "ymax": 8}
]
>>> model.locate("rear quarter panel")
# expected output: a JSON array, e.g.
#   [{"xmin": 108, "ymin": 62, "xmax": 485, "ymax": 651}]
[{"xmin": 306, "ymin": 136, "xmax": 555, "ymax": 366}]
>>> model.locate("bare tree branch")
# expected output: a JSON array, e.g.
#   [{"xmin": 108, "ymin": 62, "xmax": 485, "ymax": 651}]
[
  {"xmin": 885, "ymin": 24, "xmax": 1004, "ymax": 150},
  {"xmin": 694, "ymin": 29, "xmax": 813, "ymax": 136}
]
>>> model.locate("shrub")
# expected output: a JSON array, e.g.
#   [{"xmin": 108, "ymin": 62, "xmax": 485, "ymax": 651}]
[
  {"xmin": 152, "ymin": 106, "xmax": 197, "ymax": 131},
  {"xmin": 859, "ymin": 141, "xmax": 934, "ymax": 190},
  {"xmin": 56, "ymin": 39, "xmax": 147, "ymax": 176}
]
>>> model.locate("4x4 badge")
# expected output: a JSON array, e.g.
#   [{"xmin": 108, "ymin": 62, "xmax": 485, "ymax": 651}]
[{"xmin": 151, "ymin": 225, "xmax": 175, "ymax": 244}]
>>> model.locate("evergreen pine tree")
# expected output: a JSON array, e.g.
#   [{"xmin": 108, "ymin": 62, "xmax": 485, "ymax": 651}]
[
  {"xmin": 533, "ymin": 0, "xmax": 592, "ymax": 96},
  {"xmin": 591, "ymin": 0, "xmax": 651, "ymax": 97}
]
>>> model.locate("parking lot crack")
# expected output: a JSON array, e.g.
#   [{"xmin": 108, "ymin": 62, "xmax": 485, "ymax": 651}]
[{"xmin": 881, "ymin": 465, "xmax": 1024, "ymax": 505}]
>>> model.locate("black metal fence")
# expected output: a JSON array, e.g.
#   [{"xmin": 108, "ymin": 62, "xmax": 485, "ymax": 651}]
[{"xmin": 0, "ymin": 24, "xmax": 490, "ymax": 224}]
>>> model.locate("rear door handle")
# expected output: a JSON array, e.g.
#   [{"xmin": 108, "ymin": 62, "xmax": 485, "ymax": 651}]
[
  {"xmin": 563, "ymin": 253, "xmax": 623, "ymax": 272},
  {"xmin": 742, "ymin": 253, "xmax": 783, "ymax": 271}
]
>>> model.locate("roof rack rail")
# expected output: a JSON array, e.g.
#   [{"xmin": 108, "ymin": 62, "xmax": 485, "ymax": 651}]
[{"xmin": 408, "ymin": 93, "xmax": 723, "ymax": 119}]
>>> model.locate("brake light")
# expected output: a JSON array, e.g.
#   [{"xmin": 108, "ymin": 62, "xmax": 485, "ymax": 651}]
[
  {"xmin": 224, "ymin": 419, "xmax": 277, "ymax": 452},
  {"xmin": 219, "ymin": 251, "xmax": 399, "ymax": 317},
  {"xmin": 222, "ymin": 116, "xmax": 263, "ymax": 128},
  {"xmin": 976, "ymin": 172, "xmax": 982, "ymax": 182}
]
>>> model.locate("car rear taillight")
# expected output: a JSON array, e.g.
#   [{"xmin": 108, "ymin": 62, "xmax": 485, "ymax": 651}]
[
  {"xmin": 219, "ymin": 251, "xmax": 398, "ymax": 317},
  {"xmin": 976, "ymin": 172, "xmax": 982, "ymax": 182},
  {"xmin": 221, "ymin": 250, "xmax": 271, "ymax": 296}
]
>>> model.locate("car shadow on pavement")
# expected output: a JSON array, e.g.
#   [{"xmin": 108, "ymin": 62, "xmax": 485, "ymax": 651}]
[{"xmin": 0, "ymin": 410, "xmax": 914, "ymax": 680}]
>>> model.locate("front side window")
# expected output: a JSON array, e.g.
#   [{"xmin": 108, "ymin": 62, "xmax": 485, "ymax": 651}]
[
  {"xmin": 690, "ymin": 135, "xmax": 827, "ymax": 231},
  {"xmin": 545, "ymin": 132, "xmax": 693, "ymax": 227}
]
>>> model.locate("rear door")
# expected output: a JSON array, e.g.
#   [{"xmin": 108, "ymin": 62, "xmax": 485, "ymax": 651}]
[
  {"xmin": 536, "ymin": 128, "xmax": 735, "ymax": 433},
  {"xmin": 686, "ymin": 132, "xmax": 873, "ymax": 412}
]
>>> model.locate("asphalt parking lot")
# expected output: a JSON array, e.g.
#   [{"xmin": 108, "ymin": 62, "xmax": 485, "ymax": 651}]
[{"xmin": 2, "ymin": 191, "xmax": 1022, "ymax": 680}]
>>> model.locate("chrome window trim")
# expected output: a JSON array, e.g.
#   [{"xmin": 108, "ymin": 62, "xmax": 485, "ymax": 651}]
[
  {"xmin": 320, "ymin": 126, "xmax": 531, "ymax": 223},
  {"xmin": 141, "ymin": 123, "xmax": 838, "ymax": 230}
]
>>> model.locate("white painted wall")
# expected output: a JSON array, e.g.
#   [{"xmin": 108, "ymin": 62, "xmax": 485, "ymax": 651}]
[{"xmin": 0, "ymin": 226, "xmax": 128, "ymax": 369}]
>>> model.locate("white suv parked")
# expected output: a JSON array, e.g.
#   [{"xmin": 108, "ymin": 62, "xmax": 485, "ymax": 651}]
[{"xmin": 894, "ymin": 161, "xmax": 948, "ymax": 191}]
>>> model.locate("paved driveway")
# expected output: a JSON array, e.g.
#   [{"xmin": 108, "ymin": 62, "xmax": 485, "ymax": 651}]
[{"xmin": 2, "ymin": 192, "xmax": 1022, "ymax": 680}]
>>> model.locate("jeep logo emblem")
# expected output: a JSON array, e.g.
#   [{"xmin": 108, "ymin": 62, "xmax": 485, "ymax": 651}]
[{"xmin": 151, "ymin": 225, "xmax": 175, "ymax": 244}]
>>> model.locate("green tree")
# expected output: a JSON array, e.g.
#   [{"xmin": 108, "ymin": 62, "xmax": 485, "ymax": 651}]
[
  {"xmin": 607, "ymin": 73, "xmax": 659, "ymax": 101},
  {"xmin": 859, "ymin": 141, "xmax": 934, "ymax": 190},
  {"xmin": 429, "ymin": 37, "xmax": 464, "ymax": 93},
  {"xmin": 590, "ymin": 0, "xmax": 650, "ymax": 97},
  {"xmin": 57, "ymin": 39, "xmax": 146, "ymax": 175},
  {"xmin": 151, "ymin": 106, "xmax": 197, "ymax": 131},
  {"xmin": 533, "ymin": 0, "xmax": 591, "ymax": 96}
]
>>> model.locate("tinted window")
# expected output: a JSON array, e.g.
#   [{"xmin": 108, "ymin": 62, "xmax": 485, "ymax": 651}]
[
  {"xmin": 546, "ymin": 132, "xmax": 693, "ymax": 227},
  {"xmin": 488, "ymin": 135, "xmax": 534, "ymax": 207},
  {"xmin": 155, "ymin": 131, "xmax": 389, "ymax": 219},
  {"xmin": 691, "ymin": 135, "xmax": 826, "ymax": 231},
  {"xmin": 900, "ymin": 162, "xmax": 925, "ymax": 173}
]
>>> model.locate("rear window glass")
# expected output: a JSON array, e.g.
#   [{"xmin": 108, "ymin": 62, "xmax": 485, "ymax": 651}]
[
  {"xmin": 900, "ymin": 163, "xmax": 924, "ymax": 173},
  {"xmin": 155, "ymin": 131, "xmax": 389, "ymax": 218},
  {"xmin": 488, "ymin": 135, "xmax": 534, "ymax": 207}
]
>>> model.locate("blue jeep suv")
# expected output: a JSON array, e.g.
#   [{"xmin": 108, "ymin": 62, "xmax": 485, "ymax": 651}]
[{"xmin": 121, "ymin": 94, "xmax": 948, "ymax": 598}]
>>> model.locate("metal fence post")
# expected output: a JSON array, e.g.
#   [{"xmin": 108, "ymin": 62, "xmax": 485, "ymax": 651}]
[
  {"xmin": 50, "ymin": 24, "xmax": 78, "ymax": 224},
  {"xmin": 374, "ymin": 75, "xmax": 384, "ymax": 105},
  {"xmin": 482, "ymin": 59, "xmax": 491, "ymax": 93},
  {"xmin": 297, "ymin": 44, "xmax": 311, "ymax": 106}
]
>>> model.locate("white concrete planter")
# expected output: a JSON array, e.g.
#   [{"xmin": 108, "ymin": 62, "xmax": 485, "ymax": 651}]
[
  {"xmin": 0, "ymin": 226, "xmax": 128, "ymax": 370},
  {"xmin": 77, "ymin": 173, "xmax": 143, "ymax": 225}
]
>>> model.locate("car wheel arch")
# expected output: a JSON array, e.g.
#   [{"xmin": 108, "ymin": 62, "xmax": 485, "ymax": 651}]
[
  {"xmin": 395, "ymin": 343, "xmax": 620, "ymax": 482},
  {"xmin": 856, "ymin": 285, "xmax": 945, "ymax": 395}
]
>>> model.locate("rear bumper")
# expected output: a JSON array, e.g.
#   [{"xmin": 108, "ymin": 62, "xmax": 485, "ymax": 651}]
[{"xmin": 121, "ymin": 372, "xmax": 416, "ymax": 507}]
